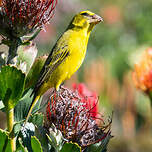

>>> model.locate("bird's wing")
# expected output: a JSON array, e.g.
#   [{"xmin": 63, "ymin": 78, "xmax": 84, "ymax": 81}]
[{"xmin": 31, "ymin": 43, "xmax": 69, "ymax": 95}]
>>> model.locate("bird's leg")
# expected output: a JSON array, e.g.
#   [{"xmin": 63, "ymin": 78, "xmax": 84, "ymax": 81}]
[
  {"xmin": 53, "ymin": 88, "xmax": 60, "ymax": 101},
  {"xmin": 56, "ymin": 89, "xmax": 60, "ymax": 98},
  {"xmin": 60, "ymin": 82, "xmax": 65, "ymax": 89},
  {"xmin": 60, "ymin": 83, "xmax": 70, "ymax": 92}
]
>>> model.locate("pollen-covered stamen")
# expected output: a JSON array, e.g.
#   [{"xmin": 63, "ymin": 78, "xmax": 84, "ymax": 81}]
[
  {"xmin": 38, "ymin": 0, "xmax": 53, "ymax": 21},
  {"xmin": 43, "ymin": 0, "xmax": 57, "ymax": 24}
]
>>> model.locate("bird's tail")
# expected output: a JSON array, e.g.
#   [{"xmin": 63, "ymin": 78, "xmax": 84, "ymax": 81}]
[{"xmin": 24, "ymin": 95, "xmax": 40, "ymax": 124}]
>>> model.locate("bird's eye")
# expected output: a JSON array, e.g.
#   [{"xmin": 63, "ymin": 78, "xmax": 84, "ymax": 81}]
[{"xmin": 81, "ymin": 12, "xmax": 89, "ymax": 16}]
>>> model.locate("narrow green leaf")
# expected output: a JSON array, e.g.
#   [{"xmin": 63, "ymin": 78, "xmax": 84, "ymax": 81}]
[
  {"xmin": 60, "ymin": 142, "xmax": 81, "ymax": 152},
  {"xmin": 0, "ymin": 66, "xmax": 25, "ymax": 110},
  {"xmin": 31, "ymin": 136, "xmax": 43, "ymax": 152},
  {"xmin": 34, "ymin": 127, "xmax": 49, "ymax": 152},
  {"xmin": 16, "ymin": 138, "xmax": 28, "ymax": 152},
  {"xmin": 29, "ymin": 113, "xmax": 44, "ymax": 127},
  {"xmin": 0, "ymin": 129, "xmax": 11, "ymax": 152},
  {"xmin": 13, "ymin": 123, "xmax": 22, "ymax": 137}
]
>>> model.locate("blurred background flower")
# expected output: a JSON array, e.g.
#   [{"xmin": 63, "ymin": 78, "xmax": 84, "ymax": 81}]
[{"xmin": 132, "ymin": 48, "xmax": 152, "ymax": 94}]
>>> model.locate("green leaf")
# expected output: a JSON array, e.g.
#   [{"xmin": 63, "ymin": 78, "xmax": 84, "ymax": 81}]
[
  {"xmin": 60, "ymin": 142, "xmax": 81, "ymax": 152},
  {"xmin": 25, "ymin": 56, "xmax": 47, "ymax": 90},
  {"xmin": 13, "ymin": 123, "xmax": 22, "ymax": 137},
  {"xmin": 31, "ymin": 136, "xmax": 43, "ymax": 152},
  {"xmin": 34, "ymin": 127, "xmax": 49, "ymax": 152},
  {"xmin": 29, "ymin": 113, "xmax": 44, "ymax": 127},
  {"xmin": 86, "ymin": 132, "xmax": 112, "ymax": 152},
  {"xmin": 14, "ymin": 89, "xmax": 42, "ymax": 122},
  {"xmin": 46, "ymin": 124, "xmax": 64, "ymax": 151},
  {"xmin": 16, "ymin": 138, "xmax": 28, "ymax": 152},
  {"xmin": 0, "ymin": 66, "xmax": 25, "ymax": 110},
  {"xmin": 0, "ymin": 129, "xmax": 11, "ymax": 152}
]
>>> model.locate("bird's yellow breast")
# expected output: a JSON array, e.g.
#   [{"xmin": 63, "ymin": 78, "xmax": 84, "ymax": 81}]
[
  {"xmin": 66, "ymin": 30, "xmax": 88, "ymax": 76},
  {"xmin": 52, "ymin": 29, "xmax": 89, "ymax": 90}
]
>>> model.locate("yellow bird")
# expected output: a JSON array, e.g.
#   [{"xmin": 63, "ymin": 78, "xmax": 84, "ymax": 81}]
[{"xmin": 25, "ymin": 10, "xmax": 103, "ymax": 123}]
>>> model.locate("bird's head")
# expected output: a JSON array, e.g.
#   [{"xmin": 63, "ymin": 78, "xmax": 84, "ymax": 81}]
[{"xmin": 70, "ymin": 10, "xmax": 103, "ymax": 32}]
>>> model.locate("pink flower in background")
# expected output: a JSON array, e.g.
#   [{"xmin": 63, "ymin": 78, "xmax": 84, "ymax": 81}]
[
  {"xmin": 102, "ymin": 5, "xmax": 121, "ymax": 25},
  {"xmin": 72, "ymin": 83, "xmax": 98, "ymax": 119}
]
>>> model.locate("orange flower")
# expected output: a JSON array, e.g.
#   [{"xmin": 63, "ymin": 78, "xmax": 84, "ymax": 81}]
[{"xmin": 132, "ymin": 47, "xmax": 152, "ymax": 93}]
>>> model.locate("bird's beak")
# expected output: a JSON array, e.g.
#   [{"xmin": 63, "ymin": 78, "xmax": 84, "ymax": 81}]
[{"xmin": 89, "ymin": 14, "xmax": 103, "ymax": 24}]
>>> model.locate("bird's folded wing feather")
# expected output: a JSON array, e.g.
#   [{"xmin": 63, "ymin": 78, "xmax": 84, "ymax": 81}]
[{"xmin": 31, "ymin": 43, "xmax": 69, "ymax": 95}]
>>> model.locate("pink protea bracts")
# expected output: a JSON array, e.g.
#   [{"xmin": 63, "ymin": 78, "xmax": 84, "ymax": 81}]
[
  {"xmin": 72, "ymin": 83, "xmax": 98, "ymax": 119},
  {"xmin": 0, "ymin": 0, "xmax": 57, "ymax": 37},
  {"xmin": 45, "ymin": 86, "xmax": 112, "ymax": 148}
]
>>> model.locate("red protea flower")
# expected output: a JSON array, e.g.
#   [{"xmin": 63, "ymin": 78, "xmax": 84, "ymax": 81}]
[
  {"xmin": 45, "ymin": 86, "xmax": 112, "ymax": 148},
  {"xmin": 132, "ymin": 47, "xmax": 152, "ymax": 94},
  {"xmin": 72, "ymin": 83, "xmax": 98, "ymax": 119},
  {"xmin": 0, "ymin": 0, "xmax": 57, "ymax": 37}
]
